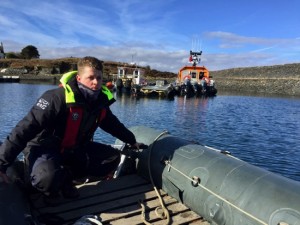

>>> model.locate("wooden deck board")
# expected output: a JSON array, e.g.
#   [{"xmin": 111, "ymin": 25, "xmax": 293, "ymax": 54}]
[{"xmin": 30, "ymin": 174, "xmax": 210, "ymax": 225}]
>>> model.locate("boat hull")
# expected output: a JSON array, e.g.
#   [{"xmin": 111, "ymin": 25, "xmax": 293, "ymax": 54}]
[{"xmin": 118, "ymin": 126, "xmax": 300, "ymax": 225}]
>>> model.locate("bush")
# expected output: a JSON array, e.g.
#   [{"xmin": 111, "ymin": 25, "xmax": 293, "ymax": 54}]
[{"xmin": 5, "ymin": 52, "xmax": 20, "ymax": 59}]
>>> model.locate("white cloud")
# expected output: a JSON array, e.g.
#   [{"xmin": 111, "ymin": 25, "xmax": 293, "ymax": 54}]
[{"xmin": 1, "ymin": 0, "xmax": 300, "ymax": 72}]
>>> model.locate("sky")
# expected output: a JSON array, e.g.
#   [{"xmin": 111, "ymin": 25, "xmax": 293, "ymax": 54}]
[{"xmin": 1, "ymin": 0, "xmax": 300, "ymax": 73}]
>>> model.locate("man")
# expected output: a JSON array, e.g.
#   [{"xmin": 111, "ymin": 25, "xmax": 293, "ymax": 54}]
[{"xmin": 0, "ymin": 56, "xmax": 142, "ymax": 199}]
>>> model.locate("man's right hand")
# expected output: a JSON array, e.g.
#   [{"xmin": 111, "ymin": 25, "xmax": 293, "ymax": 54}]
[{"xmin": 0, "ymin": 171, "xmax": 10, "ymax": 183}]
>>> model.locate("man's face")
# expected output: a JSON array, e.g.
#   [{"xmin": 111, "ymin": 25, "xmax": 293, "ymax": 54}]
[{"xmin": 76, "ymin": 66, "xmax": 103, "ymax": 91}]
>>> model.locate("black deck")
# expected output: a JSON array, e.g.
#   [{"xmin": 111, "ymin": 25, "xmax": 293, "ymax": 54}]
[{"xmin": 29, "ymin": 174, "xmax": 210, "ymax": 225}]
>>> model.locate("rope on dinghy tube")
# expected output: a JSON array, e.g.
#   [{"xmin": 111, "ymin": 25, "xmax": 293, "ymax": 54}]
[
  {"xmin": 139, "ymin": 130, "xmax": 269, "ymax": 225},
  {"xmin": 140, "ymin": 129, "xmax": 269, "ymax": 225},
  {"xmin": 163, "ymin": 160, "xmax": 268, "ymax": 225},
  {"xmin": 139, "ymin": 130, "xmax": 170, "ymax": 225}
]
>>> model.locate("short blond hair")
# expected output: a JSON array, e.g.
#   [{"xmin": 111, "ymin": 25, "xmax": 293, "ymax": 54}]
[{"xmin": 77, "ymin": 56, "xmax": 103, "ymax": 75}]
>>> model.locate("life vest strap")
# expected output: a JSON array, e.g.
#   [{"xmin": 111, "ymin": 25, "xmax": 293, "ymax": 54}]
[
  {"xmin": 61, "ymin": 107, "xmax": 83, "ymax": 152},
  {"xmin": 98, "ymin": 108, "xmax": 107, "ymax": 123},
  {"xmin": 61, "ymin": 108, "xmax": 107, "ymax": 153}
]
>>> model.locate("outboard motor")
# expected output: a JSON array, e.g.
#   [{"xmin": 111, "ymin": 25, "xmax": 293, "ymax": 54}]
[
  {"xmin": 116, "ymin": 79, "xmax": 123, "ymax": 92},
  {"xmin": 124, "ymin": 79, "xmax": 132, "ymax": 93},
  {"xmin": 192, "ymin": 83, "xmax": 202, "ymax": 96}
]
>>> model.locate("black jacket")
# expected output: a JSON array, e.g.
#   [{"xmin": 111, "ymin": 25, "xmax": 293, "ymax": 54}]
[{"xmin": 0, "ymin": 76, "xmax": 136, "ymax": 173}]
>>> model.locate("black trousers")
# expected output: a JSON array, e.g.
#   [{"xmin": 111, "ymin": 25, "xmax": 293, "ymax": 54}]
[{"xmin": 25, "ymin": 142, "xmax": 120, "ymax": 194}]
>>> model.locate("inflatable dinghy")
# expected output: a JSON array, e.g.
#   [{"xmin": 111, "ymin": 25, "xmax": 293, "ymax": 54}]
[
  {"xmin": 1, "ymin": 126, "xmax": 300, "ymax": 225},
  {"xmin": 117, "ymin": 126, "xmax": 300, "ymax": 225}
]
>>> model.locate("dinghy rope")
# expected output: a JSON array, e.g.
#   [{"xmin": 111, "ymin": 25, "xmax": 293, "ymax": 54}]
[
  {"xmin": 139, "ymin": 130, "xmax": 170, "ymax": 225},
  {"xmin": 163, "ymin": 160, "xmax": 268, "ymax": 225}
]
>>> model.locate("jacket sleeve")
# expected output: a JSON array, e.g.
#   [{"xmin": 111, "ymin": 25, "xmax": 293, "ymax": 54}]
[
  {"xmin": 99, "ymin": 108, "xmax": 136, "ymax": 145},
  {"xmin": 0, "ymin": 89, "xmax": 63, "ymax": 173}
]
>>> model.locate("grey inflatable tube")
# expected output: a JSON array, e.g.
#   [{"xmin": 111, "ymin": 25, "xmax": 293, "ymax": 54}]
[{"xmin": 118, "ymin": 126, "xmax": 300, "ymax": 225}]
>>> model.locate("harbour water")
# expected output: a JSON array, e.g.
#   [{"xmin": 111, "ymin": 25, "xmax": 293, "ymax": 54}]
[{"xmin": 0, "ymin": 82, "xmax": 299, "ymax": 182}]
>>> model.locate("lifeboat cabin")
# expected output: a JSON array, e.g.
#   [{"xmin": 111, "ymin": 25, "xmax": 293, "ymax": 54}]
[{"xmin": 177, "ymin": 65, "xmax": 210, "ymax": 84}]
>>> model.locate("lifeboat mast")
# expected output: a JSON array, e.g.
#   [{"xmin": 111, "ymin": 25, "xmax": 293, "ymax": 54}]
[{"xmin": 189, "ymin": 50, "xmax": 202, "ymax": 67}]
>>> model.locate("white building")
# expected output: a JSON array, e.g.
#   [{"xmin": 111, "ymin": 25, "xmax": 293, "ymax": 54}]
[{"xmin": 117, "ymin": 66, "xmax": 146, "ymax": 85}]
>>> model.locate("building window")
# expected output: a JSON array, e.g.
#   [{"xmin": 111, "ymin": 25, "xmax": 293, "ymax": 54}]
[{"xmin": 199, "ymin": 72, "xmax": 204, "ymax": 79}]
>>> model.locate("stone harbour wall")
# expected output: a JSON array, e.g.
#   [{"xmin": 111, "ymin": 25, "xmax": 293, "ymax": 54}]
[
  {"xmin": 213, "ymin": 77, "xmax": 300, "ymax": 96},
  {"xmin": 210, "ymin": 63, "xmax": 300, "ymax": 96}
]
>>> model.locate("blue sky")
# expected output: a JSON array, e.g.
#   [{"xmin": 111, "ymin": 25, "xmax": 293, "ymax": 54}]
[{"xmin": 1, "ymin": 0, "xmax": 300, "ymax": 72}]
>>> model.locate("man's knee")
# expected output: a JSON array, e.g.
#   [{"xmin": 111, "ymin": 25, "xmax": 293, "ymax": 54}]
[{"xmin": 30, "ymin": 158, "xmax": 65, "ymax": 193}]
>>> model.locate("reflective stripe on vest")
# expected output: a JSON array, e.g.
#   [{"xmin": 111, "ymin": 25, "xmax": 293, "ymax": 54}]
[
  {"xmin": 101, "ymin": 85, "xmax": 114, "ymax": 101},
  {"xmin": 60, "ymin": 70, "xmax": 113, "ymax": 103},
  {"xmin": 60, "ymin": 71, "xmax": 78, "ymax": 103}
]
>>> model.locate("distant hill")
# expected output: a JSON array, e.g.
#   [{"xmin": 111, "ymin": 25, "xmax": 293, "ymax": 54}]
[
  {"xmin": 1, "ymin": 58, "xmax": 300, "ymax": 79},
  {"xmin": 0, "ymin": 58, "xmax": 177, "ymax": 80},
  {"xmin": 1, "ymin": 58, "xmax": 300, "ymax": 96}
]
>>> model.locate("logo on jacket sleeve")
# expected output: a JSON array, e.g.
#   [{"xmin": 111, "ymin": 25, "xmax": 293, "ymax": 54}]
[{"xmin": 36, "ymin": 98, "xmax": 50, "ymax": 110}]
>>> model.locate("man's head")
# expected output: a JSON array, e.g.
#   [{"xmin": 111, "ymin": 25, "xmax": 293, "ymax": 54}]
[{"xmin": 76, "ymin": 56, "xmax": 103, "ymax": 91}]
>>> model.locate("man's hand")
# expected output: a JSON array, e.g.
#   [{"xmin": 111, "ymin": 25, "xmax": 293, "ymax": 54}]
[
  {"xmin": 0, "ymin": 171, "xmax": 10, "ymax": 184},
  {"xmin": 131, "ymin": 142, "xmax": 148, "ymax": 150}
]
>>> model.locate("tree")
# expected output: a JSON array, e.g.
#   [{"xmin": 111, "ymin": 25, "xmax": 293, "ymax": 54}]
[{"xmin": 21, "ymin": 45, "xmax": 40, "ymax": 59}]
